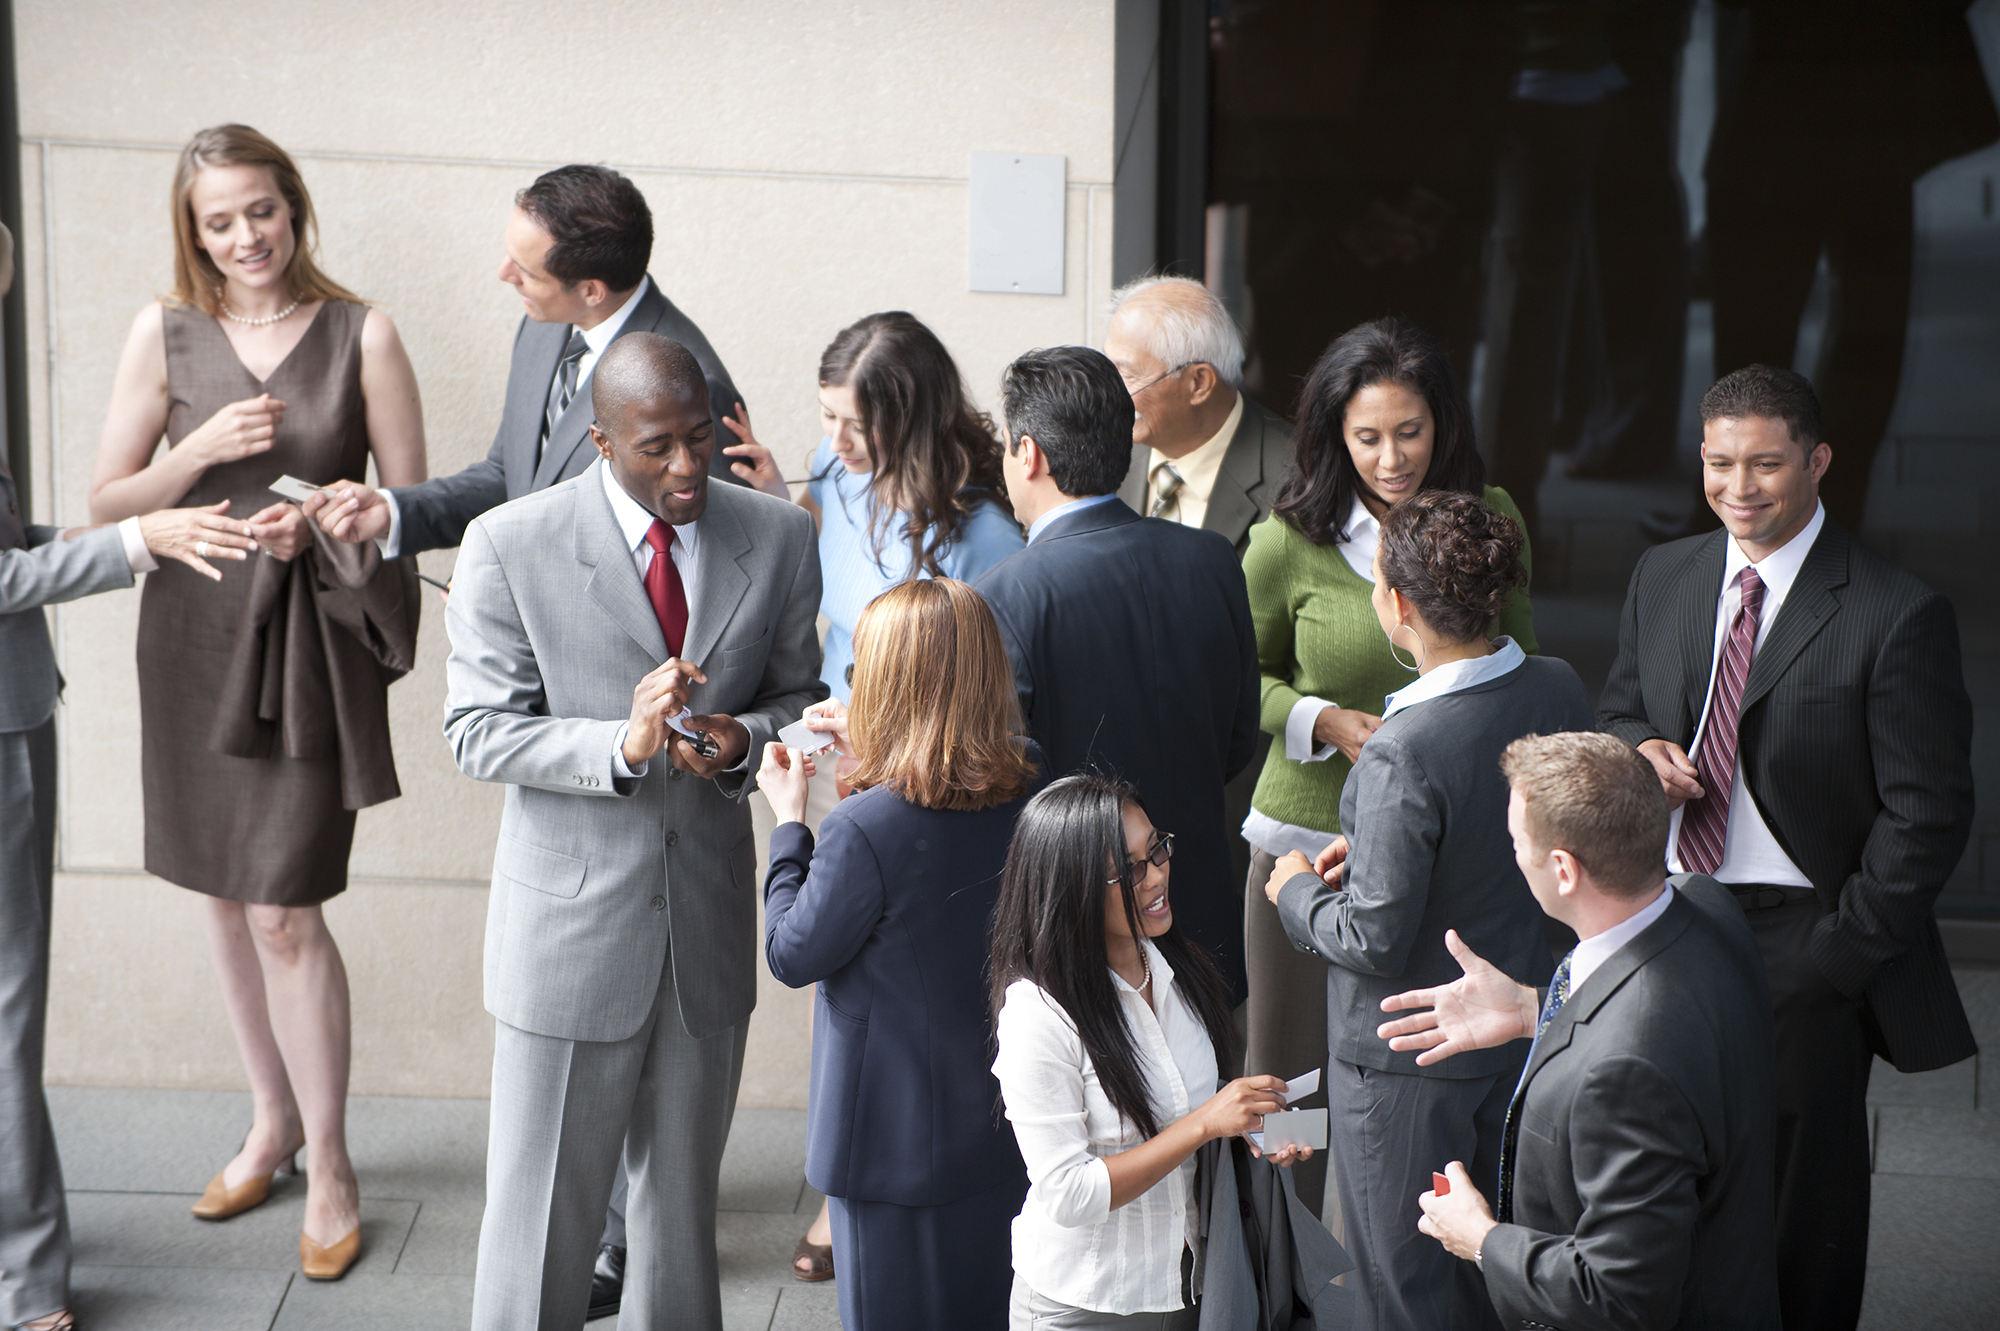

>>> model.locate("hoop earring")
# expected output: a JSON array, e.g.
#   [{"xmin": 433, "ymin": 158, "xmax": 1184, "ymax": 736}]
[{"xmin": 1387, "ymin": 622, "xmax": 1425, "ymax": 673}]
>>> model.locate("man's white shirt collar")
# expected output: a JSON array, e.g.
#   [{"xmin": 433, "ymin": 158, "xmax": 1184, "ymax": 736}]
[
  {"xmin": 1568, "ymin": 883, "xmax": 1676, "ymax": 994},
  {"xmin": 599, "ymin": 456, "xmax": 698, "ymax": 563},
  {"xmin": 1380, "ymin": 636, "xmax": 1525, "ymax": 720},
  {"xmin": 579, "ymin": 276, "xmax": 650, "ymax": 361},
  {"xmin": 1026, "ymin": 492, "xmax": 1120, "ymax": 545},
  {"xmin": 1722, "ymin": 500, "xmax": 1823, "ymax": 604}
]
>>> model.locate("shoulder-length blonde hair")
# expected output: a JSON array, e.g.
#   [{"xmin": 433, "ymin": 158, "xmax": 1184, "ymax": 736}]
[
  {"xmin": 167, "ymin": 124, "xmax": 363, "ymax": 316},
  {"xmin": 845, "ymin": 578, "xmax": 1036, "ymax": 812}
]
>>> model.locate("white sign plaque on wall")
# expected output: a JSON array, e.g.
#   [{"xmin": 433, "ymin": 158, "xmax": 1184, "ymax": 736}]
[{"xmin": 968, "ymin": 152, "xmax": 1066, "ymax": 295}]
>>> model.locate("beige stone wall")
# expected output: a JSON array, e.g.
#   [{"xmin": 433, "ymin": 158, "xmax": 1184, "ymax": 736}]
[{"xmin": 16, "ymin": 0, "xmax": 1117, "ymax": 1101}]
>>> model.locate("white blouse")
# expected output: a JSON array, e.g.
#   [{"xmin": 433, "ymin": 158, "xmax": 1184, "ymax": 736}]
[{"xmin": 992, "ymin": 938, "xmax": 1220, "ymax": 1314}]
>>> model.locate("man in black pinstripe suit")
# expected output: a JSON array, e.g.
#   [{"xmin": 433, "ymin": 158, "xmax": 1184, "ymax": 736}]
[{"xmin": 1599, "ymin": 365, "xmax": 1975, "ymax": 1331}]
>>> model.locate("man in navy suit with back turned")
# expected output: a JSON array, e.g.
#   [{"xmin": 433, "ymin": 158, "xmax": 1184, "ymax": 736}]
[
  {"xmin": 975, "ymin": 346, "xmax": 1260, "ymax": 1009},
  {"xmin": 319, "ymin": 163, "xmax": 747, "ymax": 1320}
]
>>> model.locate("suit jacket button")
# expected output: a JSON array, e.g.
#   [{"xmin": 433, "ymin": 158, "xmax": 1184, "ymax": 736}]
[
  {"xmin": 652, "ymin": 895, "xmax": 667, "ymax": 911},
  {"xmin": 669, "ymin": 768, "xmax": 683, "ymax": 780},
  {"xmin": 665, "ymin": 831, "xmax": 680, "ymax": 847}
]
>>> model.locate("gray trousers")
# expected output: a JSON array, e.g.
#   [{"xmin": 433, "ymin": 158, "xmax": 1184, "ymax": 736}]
[
  {"xmin": 1, "ymin": 718, "xmax": 69, "ymax": 1327},
  {"xmin": 1009, "ymin": 1274, "xmax": 1197, "ymax": 1331},
  {"xmin": 471, "ymin": 951, "xmax": 748, "ymax": 1331},
  {"xmin": 1326, "ymin": 1058, "xmax": 1513, "ymax": 1331}
]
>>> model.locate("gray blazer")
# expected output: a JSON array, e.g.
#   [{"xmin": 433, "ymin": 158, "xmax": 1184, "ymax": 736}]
[
  {"xmin": 0, "ymin": 470, "xmax": 133, "ymax": 733},
  {"xmin": 391, "ymin": 278, "xmax": 744, "ymax": 557},
  {"xmin": 443, "ymin": 462, "xmax": 826, "ymax": 1043},
  {"xmin": 1485, "ymin": 875, "xmax": 1780, "ymax": 1330},
  {"xmin": 1275, "ymin": 655, "xmax": 1594, "ymax": 1080},
  {"xmin": 1117, "ymin": 393, "xmax": 1293, "ymax": 554}
]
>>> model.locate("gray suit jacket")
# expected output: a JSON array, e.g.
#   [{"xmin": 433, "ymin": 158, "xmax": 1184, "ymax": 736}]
[
  {"xmin": 1, "ymin": 470, "xmax": 134, "ymax": 733},
  {"xmin": 443, "ymin": 462, "xmax": 826, "ymax": 1043},
  {"xmin": 1275, "ymin": 655, "xmax": 1594, "ymax": 1080},
  {"xmin": 1117, "ymin": 393, "xmax": 1293, "ymax": 554},
  {"xmin": 391, "ymin": 277, "xmax": 745, "ymax": 557},
  {"xmin": 1484, "ymin": 875, "xmax": 1780, "ymax": 1331}
]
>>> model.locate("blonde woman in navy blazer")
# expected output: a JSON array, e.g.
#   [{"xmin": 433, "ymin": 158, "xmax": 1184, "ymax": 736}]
[{"xmin": 758, "ymin": 578, "xmax": 1044, "ymax": 1331}]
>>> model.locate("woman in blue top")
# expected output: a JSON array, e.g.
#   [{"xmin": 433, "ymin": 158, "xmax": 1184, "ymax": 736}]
[{"xmin": 722, "ymin": 310, "xmax": 1025, "ymax": 704}]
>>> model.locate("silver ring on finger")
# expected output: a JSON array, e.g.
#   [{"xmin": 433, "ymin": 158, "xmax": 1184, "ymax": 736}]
[{"xmin": 195, "ymin": 540, "xmax": 209, "ymax": 557}]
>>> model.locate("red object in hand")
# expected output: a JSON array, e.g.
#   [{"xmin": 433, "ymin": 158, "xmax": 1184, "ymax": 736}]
[{"xmin": 1433, "ymin": 1172, "xmax": 1450, "ymax": 1196}]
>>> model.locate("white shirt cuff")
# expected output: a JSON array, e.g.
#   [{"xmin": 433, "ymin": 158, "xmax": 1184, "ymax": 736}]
[
  {"xmin": 117, "ymin": 516, "xmax": 159, "ymax": 574},
  {"xmin": 377, "ymin": 490, "xmax": 402, "ymax": 560},
  {"xmin": 1285, "ymin": 695, "xmax": 1341, "ymax": 763},
  {"xmin": 612, "ymin": 721, "xmax": 648, "ymax": 778}
]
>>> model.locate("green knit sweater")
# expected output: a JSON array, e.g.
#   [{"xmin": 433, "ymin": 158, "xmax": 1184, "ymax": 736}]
[{"xmin": 1243, "ymin": 485, "xmax": 1539, "ymax": 832}]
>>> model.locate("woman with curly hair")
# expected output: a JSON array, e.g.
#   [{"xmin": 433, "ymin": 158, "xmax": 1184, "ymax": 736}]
[{"xmin": 1259, "ymin": 489, "xmax": 1592, "ymax": 1331}]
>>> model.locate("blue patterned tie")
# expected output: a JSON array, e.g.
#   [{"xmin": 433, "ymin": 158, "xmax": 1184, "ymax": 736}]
[{"xmin": 1498, "ymin": 952, "xmax": 1573, "ymax": 1221}]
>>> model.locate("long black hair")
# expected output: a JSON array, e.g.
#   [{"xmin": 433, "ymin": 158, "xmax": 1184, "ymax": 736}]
[
  {"xmin": 988, "ymin": 774, "xmax": 1237, "ymax": 1139},
  {"xmin": 1271, "ymin": 316, "xmax": 1484, "ymax": 547}
]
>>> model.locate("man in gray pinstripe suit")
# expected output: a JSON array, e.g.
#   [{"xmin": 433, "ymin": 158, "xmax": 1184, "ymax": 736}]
[{"xmin": 1600, "ymin": 364, "xmax": 1975, "ymax": 1331}]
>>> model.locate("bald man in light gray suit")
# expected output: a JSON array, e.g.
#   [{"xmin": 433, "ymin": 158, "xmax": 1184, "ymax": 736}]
[{"xmin": 445, "ymin": 334, "xmax": 824, "ymax": 1331}]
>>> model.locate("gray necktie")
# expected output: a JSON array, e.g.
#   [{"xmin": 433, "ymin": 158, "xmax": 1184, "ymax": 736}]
[
  {"xmin": 540, "ymin": 329, "xmax": 591, "ymax": 461},
  {"xmin": 1150, "ymin": 462, "xmax": 1185, "ymax": 520}
]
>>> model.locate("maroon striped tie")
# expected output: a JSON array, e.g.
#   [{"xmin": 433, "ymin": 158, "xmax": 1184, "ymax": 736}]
[{"xmin": 1678, "ymin": 567, "xmax": 1765, "ymax": 875}]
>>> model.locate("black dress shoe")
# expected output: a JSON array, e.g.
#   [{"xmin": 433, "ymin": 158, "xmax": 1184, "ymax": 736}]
[{"xmin": 587, "ymin": 1243, "xmax": 625, "ymax": 1322}]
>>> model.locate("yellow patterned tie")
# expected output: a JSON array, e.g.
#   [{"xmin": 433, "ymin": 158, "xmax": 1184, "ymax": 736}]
[{"xmin": 1149, "ymin": 462, "xmax": 1185, "ymax": 520}]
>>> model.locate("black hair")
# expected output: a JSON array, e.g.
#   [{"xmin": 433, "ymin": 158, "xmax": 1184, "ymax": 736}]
[
  {"xmin": 1377, "ymin": 490, "xmax": 1526, "ymax": 644},
  {"xmin": 515, "ymin": 165, "xmax": 653, "ymax": 292},
  {"xmin": 1700, "ymin": 364, "xmax": 1823, "ymax": 454},
  {"xmin": 988, "ymin": 774, "xmax": 1236, "ymax": 1140},
  {"xmin": 999, "ymin": 347, "xmax": 1134, "ymax": 498},
  {"xmin": 817, "ymin": 312, "xmax": 1012, "ymax": 577},
  {"xmin": 1272, "ymin": 316, "xmax": 1484, "ymax": 546},
  {"xmin": 592, "ymin": 333, "xmax": 708, "ymax": 433}
]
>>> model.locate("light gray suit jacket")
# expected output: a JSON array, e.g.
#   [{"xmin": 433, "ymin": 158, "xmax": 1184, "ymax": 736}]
[
  {"xmin": 1, "ymin": 472, "xmax": 134, "ymax": 733},
  {"xmin": 443, "ymin": 461, "xmax": 826, "ymax": 1044}
]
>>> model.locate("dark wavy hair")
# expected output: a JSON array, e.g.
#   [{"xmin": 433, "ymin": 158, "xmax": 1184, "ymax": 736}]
[
  {"xmin": 818, "ymin": 312, "xmax": 1011, "ymax": 578},
  {"xmin": 988, "ymin": 775, "xmax": 1236, "ymax": 1140},
  {"xmin": 1272, "ymin": 317, "xmax": 1484, "ymax": 546},
  {"xmin": 1377, "ymin": 490, "xmax": 1526, "ymax": 643}
]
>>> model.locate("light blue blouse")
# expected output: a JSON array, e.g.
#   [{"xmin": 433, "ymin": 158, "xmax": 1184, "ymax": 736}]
[{"xmin": 807, "ymin": 436, "xmax": 1025, "ymax": 702}]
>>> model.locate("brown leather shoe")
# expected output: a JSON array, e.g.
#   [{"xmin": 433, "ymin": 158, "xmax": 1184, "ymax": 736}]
[
  {"xmin": 300, "ymin": 1226, "xmax": 361, "ymax": 1280},
  {"xmin": 791, "ymin": 1233, "xmax": 834, "ymax": 1283},
  {"xmin": 191, "ymin": 1150, "xmax": 295, "ymax": 1221}
]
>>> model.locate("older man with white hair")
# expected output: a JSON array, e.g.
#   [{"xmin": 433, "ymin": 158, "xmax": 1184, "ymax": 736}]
[{"xmin": 1106, "ymin": 277, "xmax": 1293, "ymax": 554}]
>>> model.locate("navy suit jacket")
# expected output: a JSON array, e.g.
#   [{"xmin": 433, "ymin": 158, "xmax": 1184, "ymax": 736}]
[
  {"xmin": 975, "ymin": 499, "xmax": 1259, "ymax": 1003},
  {"xmin": 763, "ymin": 747, "xmax": 1043, "ymax": 1206}
]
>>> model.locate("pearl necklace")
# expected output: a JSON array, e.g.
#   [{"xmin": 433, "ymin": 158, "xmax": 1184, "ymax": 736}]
[
  {"xmin": 221, "ymin": 296, "xmax": 302, "ymax": 328},
  {"xmin": 1136, "ymin": 941, "xmax": 1152, "ymax": 993}
]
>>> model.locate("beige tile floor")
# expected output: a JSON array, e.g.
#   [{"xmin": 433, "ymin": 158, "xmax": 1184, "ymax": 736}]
[{"xmin": 41, "ymin": 964, "xmax": 2000, "ymax": 1329}]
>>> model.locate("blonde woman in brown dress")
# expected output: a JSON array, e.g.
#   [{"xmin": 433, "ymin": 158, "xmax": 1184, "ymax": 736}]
[{"xmin": 86, "ymin": 125, "xmax": 426, "ymax": 1282}]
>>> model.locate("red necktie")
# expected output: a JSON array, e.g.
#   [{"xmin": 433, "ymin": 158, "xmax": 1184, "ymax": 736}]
[
  {"xmin": 643, "ymin": 519, "xmax": 689, "ymax": 657},
  {"xmin": 1678, "ymin": 567, "xmax": 1765, "ymax": 875}
]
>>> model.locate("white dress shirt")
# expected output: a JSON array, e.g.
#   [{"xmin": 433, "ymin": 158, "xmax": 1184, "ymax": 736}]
[
  {"xmin": 1379, "ymin": 635, "xmax": 1526, "ymax": 721},
  {"xmin": 993, "ymin": 938, "xmax": 1217, "ymax": 1315},
  {"xmin": 1665, "ymin": 504, "xmax": 1824, "ymax": 888},
  {"xmin": 378, "ymin": 278, "xmax": 653, "ymax": 559},
  {"xmin": 117, "ymin": 517, "xmax": 158, "ymax": 573},
  {"xmin": 1146, "ymin": 392, "xmax": 1243, "ymax": 528},
  {"xmin": 1567, "ymin": 883, "xmax": 1675, "ymax": 995},
  {"xmin": 599, "ymin": 460, "xmax": 700, "ymax": 779}
]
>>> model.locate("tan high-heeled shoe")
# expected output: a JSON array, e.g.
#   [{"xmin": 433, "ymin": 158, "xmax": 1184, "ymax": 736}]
[
  {"xmin": 300, "ymin": 1225, "xmax": 361, "ymax": 1280},
  {"xmin": 191, "ymin": 1148, "xmax": 298, "ymax": 1220}
]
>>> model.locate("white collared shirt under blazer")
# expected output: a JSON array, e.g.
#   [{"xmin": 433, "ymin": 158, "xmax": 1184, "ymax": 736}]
[{"xmin": 993, "ymin": 937, "xmax": 1218, "ymax": 1314}]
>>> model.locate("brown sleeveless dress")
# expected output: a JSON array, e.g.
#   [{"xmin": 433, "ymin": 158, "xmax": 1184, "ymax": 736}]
[{"xmin": 138, "ymin": 301, "xmax": 418, "ymax": 905}]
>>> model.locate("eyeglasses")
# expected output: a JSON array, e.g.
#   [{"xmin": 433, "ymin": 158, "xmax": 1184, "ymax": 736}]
[
  {"xmin": 1108, "ymin": 831, "xmax": 1175, "ymax": 886},
  {"xmin": 1124, "ymin": 362, "xmax": 1194, "ymax": 398}
]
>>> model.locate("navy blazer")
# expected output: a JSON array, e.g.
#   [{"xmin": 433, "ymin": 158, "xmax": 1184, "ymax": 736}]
[
  {"xmin": 975, "ymin": 500, "xmax": 1259, "ymax": 1003},
  {"xmin": 763, "ymin": 747, "xmax": 1043, "ymax": 1207}
]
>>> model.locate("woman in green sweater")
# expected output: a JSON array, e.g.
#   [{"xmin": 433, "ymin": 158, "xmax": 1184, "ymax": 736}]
[{"xmin": 1239, "ymin": 316, "xmax": 1535, "ymax": 1222}]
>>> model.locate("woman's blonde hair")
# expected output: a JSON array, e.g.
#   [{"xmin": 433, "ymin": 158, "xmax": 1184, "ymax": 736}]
[
  {"xmin": 167, "ymin": 124, "xmax": 363, "ymax": 317},
  {"xmin": 845, "ymin": 579, "xmax": 1036, "ymax": 812}
]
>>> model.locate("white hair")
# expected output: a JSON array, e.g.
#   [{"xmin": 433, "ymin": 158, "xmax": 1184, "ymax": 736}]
[{"xmin": 1108, "ymin": 275, "xmax": 1246, "ymax": 389}]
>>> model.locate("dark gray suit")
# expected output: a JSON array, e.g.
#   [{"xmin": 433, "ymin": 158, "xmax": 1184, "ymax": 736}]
[
  {"xmin": 1275, "ymin": 653, "xmax": 1594, "ymax": 1331},
  {"xmin": 1486, "ymin": 875, "xmax": 1780, "ymax": 1331},
  {"xmin": 0, "ymin": 464, "xmax": 135, "ymax": 1326},
  {"xmin": 390, "ymin": 277, "xmax": 744, "ymax": 557},
  {"xmin": 1598, "ymin": 518, "xmax": 1975, "ymax": 1329}
]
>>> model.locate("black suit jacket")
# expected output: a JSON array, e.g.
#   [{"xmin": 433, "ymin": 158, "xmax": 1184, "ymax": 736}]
[
  {"xmin": 1598, "ymin": 519, "xmax": 1975, "ymax": 1071},
  {"xmin": 1116, "ymin": 392, "xmax": 1295, "ymax": 554},
  {"xmin": 761, "ymin": 746, "xmax": 1044, "ymax": 1207},
  {"xmin": 976, "ymin": 499, "xmax": 1260, "ymax": 1002},
  {"xmin": 1485, "ymin": 875, "xmax": 1780, "ymax": 1331},
  {"xmin": 391, "ymin": 276, "xmax": 744, "ymax": 556}
]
